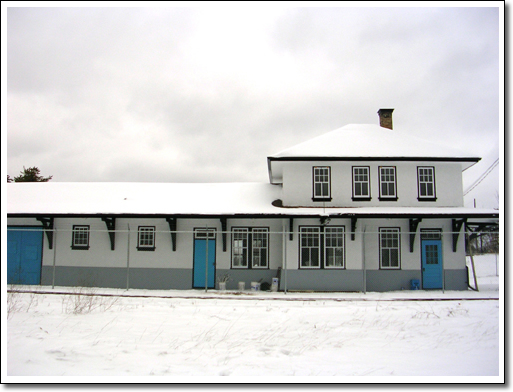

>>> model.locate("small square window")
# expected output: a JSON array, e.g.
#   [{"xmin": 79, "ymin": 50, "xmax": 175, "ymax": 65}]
[
  {"xmin": 72, "ymin": 225, "xmax": 90, "ymax": 250},
  {"xmin": 138, "ymin": 226, "xmax": 156, "ymax": 251}
]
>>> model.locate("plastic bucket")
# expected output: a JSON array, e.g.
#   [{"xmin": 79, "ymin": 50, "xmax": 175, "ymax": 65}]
[
  {"xmin": 271, "ymin": 278, "xmax": 279, "ymax": 292},
  {"xmin": 238, "ymin": 281, "xmax": 245, "ymax": 291},
  {"xmin": 251, "ymin": 282, "xmax": 260, "ymax": 291}
]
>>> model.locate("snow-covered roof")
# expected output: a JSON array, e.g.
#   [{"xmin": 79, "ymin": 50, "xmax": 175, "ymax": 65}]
[
  {"xmin": 268, "ymin": 124, "xmax": 480, "ymax": 184},
  {"xmin": 7, "ymin": 182, "xmax": 498, "ymax": 220}
]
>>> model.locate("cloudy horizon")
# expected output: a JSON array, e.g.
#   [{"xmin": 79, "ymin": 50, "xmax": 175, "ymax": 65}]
[{"xmin": 5, "ymin": 4, "xmax": 502, "ymax": 208}]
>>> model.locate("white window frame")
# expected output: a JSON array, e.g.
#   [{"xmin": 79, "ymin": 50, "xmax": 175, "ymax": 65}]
[
  {"xmin": 137, "ymin": 226, "xmax": 156, "ymax": 251},
  {"xmin": 300, "ymin": 227, "xmax": 321, "ymax": 268},
  {"xmin": 352, "ymin": 166, "xmax": 371, "ymax": 200},
  {"xmin": 324, "ymin": 227, "xmax": 345, "ymax": 268},
  {"xmin": 312, "ymin": 166, "xmax": 331, "ymax": 201},
  {"xmin": 379, "ymin": 228, "xmax": 401, "ymax": 269},
  {"xmin": 72, "ymin": 225, "xmax": 90, "ymax": 250},
  {"xmin": 379, "ymin": 166, "xmax": 397, "ymax": 200},
  {"xmin": 231, "ymin": 228, "xmax": 269, "ymax": 269},
  {"xmin": 232, "ymin": 228, "xmax": 249, "ymax": 268},
  {"xmin": 417, "ymin": 166, "xmax": 436, "ymax": 200}
]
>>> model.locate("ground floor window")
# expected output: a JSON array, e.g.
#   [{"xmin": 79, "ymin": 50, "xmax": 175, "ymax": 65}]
[
  {"xmin": 72, "ymin": 225, "xmax": 90, "ymax": 250},
  {"xmin": 379, "ymin": 228, "xmax": 400, "ymax": 269},
  {"xmin": 299, "ymin": 226, "xmax": 345, "ymax": 269},
  {"xmin": 231, "ymin": 228, "xmax": 269, "ymax": 269},
  {"xmin": 137, "ymin": 226, "xmax": 156, "ymax": 251}
]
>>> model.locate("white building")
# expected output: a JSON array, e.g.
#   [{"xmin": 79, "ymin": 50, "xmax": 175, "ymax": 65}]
[{"xmin": 7, "ymin": 109, "xmax": 498, "ymax": 291}]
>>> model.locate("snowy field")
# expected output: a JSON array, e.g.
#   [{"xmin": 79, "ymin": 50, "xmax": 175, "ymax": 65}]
[{"xmin": 4, "ymin": 254, "xmax": 502, "ymax": 382}]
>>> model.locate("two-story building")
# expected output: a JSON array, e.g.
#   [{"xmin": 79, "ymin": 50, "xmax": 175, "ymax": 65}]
[{"xmin": 7, "ymin": 109, "xmax": 499, "ymax": 292}]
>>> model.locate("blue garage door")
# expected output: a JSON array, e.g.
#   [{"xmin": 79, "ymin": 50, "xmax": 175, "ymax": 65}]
[{"xmin": 8, "ymin": 227, "xmax": 43, "ymax": 285}]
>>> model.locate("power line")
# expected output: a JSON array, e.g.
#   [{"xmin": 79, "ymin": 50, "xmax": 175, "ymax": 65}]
[{"xmin": 464, "ymin": 158, "xmax": 499, "ymax": 196}]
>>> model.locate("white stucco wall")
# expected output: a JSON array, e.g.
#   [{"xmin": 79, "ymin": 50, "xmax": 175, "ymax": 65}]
[
  {"xmin": 281, "ymin": 161, "xmax": 464, "ymax": 207},
  {"xmin": 282, "ymin": 217, "xmax": 465, "ymax": 272}
]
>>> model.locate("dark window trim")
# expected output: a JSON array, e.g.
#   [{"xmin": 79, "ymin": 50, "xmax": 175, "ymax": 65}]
[
  {"xmin": 312, "ymin": 166, "xmax": 332, "ymax": 202},
  {"xmin": 71, "ymin": 225, "xmax": 90, "ymax": 250},
  {"xmin": 137, "ymin": 226, "xmax": 156, "ymax": 251},
  {"xmin": 417, "ymin": 166, "xmax": 437, "ymax": 201},
  {"xmin": 230, "ymin": 227, "xmax": 270, "ymax": 270},
  {"xmin": 298, "ymin": 225, "xmax": 346, "ymax": 270},
  {"xmin": 378, "ymin": 227, "xmax": 401, "ymax": 270},
  {"xmin": 352, "ymin": 166, "xmax": 371, "ymax": 201},
  {"xmin": 420, "ymin": 228, "xmax": 442, "ymax": 240},
  {"xmin": 378, "ymin": 166, "xmax": 398, "ymax": 201}
]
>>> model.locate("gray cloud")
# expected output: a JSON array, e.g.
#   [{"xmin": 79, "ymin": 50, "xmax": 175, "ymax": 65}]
[{"xmin": 6, "ymin": 5, "xmax": 501, "ymax": 207}]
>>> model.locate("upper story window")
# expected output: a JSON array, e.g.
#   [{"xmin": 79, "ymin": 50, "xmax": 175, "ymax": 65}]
[
  {"xmin": 352, "ymin": 166, "xmax": 371, "ymax": 201},
  {"xmin": 417, "ymin": 166, "xmax": 437, "ymax": 201},
  {"xmin": 379, "ymin": 228, "xmax": 401, "ymax": 269},
  {"xmin": 379, "ymin": 166, "xmax": 397, "ymax": 201},
  {"xmin": 312, "ymin": 166, "xmax": 331, "ymax": 201},
  {"xmin": 72, "ymin": 225, "xmax": 90, "ymax": 250},
  {"xmin": 299, "ymin": 226, "xmax": 345, "ymax": 269},
  {"xmin": 231, "ymin": 228, "xmax": 269, "ymax": 269},
  {"xmin": 137, "ymin": 226, "xmax": 156, "ymax": 251}
]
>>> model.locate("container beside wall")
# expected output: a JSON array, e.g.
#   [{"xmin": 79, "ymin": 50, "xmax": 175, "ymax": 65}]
[
  {"xmin": 251, "ymin": 281, "xmax": 260, "ymax": 291},
  {"xmin": 238, "ymin": 281, "xmax": 245, "ymax": 291},
  {"xmin": 271, "ymin": 278, "xmax": 279, "ymax": 292}
]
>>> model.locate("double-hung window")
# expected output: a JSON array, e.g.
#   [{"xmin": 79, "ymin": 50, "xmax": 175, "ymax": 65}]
[
  {"xmin": 231, "ymin": 228, "xmax": 269, "ymax": 269},
  {"xmin": 312, "ymin": 166, "xmax": 331, "ymax": 201},
  {"xmin": 417, "ymin": 166, "xmax": 436, "ymax": 201},
  {"xmin": 324, "ymin": 227, "xmax": 345, "ymax": 268},
  {"xmin": 379, "ymin": 228, "xmax": 401, "ymax": 269},
  {"xmin": 352, "ymin": 166, "xmax": 371, "ymax": 201},
  {"xmin": 137, "ymin": 226, "xmax": 156, "ymax": 251},
  {"xmin": 379, "ymin": 166, "xmax": 397, "ymax": 201},
  {"xmin": 72, "ymin": 225, "xmax": 90, "ymax": 250},
  {"xmin": 299, "ymin": 226, "xmax": 345, "ymax": 269}
]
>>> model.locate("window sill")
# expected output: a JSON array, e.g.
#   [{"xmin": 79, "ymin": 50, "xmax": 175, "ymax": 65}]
[
  {"xmin": 417, "ymin": 197, "xmax": 437, "ymax": 202},
  {"xmin": 312, "ymin": 197, "xmax": 332, "ymax": 202},
  {"xmin": 71, "ymin": 246, "xmax": 89, "ymax": 250},
  {"xmin": 137, "ymin": 247, "xmax": 156, "ymax": 251},
  {"xmin": 380, "ymin": 267, "xmax": 401, "ymax": 270},
  {"xmin": 379, "ymin": 197, "xmax": 398, "ymax": 201},
  {"xmin": 352, "ymin": 197, "xmax": 372, "ymax": 202}
]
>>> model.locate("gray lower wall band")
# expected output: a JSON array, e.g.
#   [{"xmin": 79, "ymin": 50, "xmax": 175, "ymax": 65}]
[{"xmin": 41, "ymin": 266, "xmax": 469, "ymax": 291}]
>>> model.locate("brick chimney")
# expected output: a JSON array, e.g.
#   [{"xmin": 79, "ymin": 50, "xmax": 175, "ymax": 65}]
[{"xmin": 377, "ymin": 108, "xmax": 394, "ymax": 130}]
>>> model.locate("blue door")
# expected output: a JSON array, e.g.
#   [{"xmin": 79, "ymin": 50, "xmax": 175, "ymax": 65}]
[
  {"xmin": 8, "ymin": 227, "xmax": 43, "ymax": 285},
  {"xmin": 421, "ymin": 240, "xmax": 443, "ymax": 289},
  {"xmin": 193, "ymin": 230, "xmax": 216, "ymax": 289}
]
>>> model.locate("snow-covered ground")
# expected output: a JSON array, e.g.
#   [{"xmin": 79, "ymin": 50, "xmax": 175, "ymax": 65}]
[{"xmin": 4, "ymin": 255, "xmax": 503, "ymax": 382}]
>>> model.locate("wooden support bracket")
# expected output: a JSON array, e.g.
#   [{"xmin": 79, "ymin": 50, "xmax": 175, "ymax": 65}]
[
  {"xmin": 289, "ymin": 218, "xmax": 294, "ymax": 241},
  {"xmin": 166, "ymin": 217, "xmax": 177, "ymax": 251},
  {"xmin": 220, "ymin": 217, "xmax": 228, "ymax": 252},
  {"xmin": 101, "ymin": 217, "xmax": 116, "ymax": 251},
  {"xmin": 36, "ymin": 217, "xmax": 54, "ymax": 249},
  {"xmin": 452, "ymin": 219, "xmax": 466, "ymax": 252},
  {"xmin": 351, "ymin": 217, "xmax": 357, "ymax": 241},
  {"xmin": 409, "ymin": 218, "xmax": 422, "ymax": 252}
]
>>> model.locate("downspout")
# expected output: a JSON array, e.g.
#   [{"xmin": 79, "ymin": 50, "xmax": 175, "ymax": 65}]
[
  {"xmin": 126, "ymin": 224, "xmax": 131, "ymax": 290},
  {"xmin": 52, "ymin": 228, "xmax": 57, "ymax": 289},
  {"xmin": 362, "ymin": 225, "xmax": 366, "ymax": 294},
  {"xmin": 283, "ymin": 219, "xmax": 287, "ymax": 294}
]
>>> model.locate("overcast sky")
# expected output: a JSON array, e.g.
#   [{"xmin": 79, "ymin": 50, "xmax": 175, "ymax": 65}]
[{"xmin": 4, "ymin": 4, "xmax": 502, "ymax": 208}]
